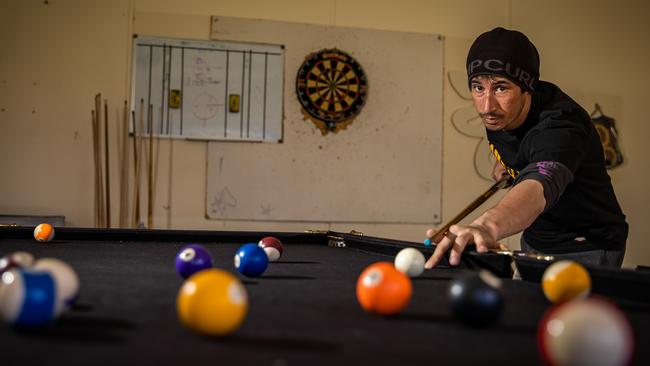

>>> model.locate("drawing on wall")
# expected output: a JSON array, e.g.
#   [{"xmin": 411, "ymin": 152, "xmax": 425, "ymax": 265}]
[
  {"xmin": 131, "ymin": 36, "xmax": 284, "ymax": 141},
  {"xmin": 192, "ymin": 93, "xmax": 219, "ymax": 127},
  {"xmin": 448, "ymin": 70, "xmax": 494, "ymax": 181},
  {"xmin": 209, "ymin": 186, "xmax": 237, "ymax": 217},
  {"xmin": 450, "ymin": 69, "xmax": 626, "ymax": 177},
  {"xmin": 296, "ymin": 49, "xmax": 368, "ymax": 135}
]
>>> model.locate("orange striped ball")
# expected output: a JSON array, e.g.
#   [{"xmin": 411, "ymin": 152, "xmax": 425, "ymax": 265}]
[{"xmin": 34, "ymin": 223, "xmax": 55, "ymax": 243}]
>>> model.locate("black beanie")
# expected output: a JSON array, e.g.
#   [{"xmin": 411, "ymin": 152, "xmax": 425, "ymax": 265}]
[{"xmin": 466, "ymin": 27, "xmax": 540, "ymax": 92}]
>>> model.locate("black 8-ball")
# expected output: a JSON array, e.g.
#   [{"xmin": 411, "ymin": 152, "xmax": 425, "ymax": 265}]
[{"xmin": 448, "ymin": 270, "xmax": 504, "ymax": 327}]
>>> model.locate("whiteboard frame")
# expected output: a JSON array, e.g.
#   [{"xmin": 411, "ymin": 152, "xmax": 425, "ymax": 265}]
[{"xmin": 129, "ymin": 35, "xmax": 285, "ymax": 142}]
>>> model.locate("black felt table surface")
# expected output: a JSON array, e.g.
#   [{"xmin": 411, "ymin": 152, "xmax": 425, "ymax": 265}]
[{"xmin": 1, "ymin": 237, "xmax": 648, "ymax": 366}]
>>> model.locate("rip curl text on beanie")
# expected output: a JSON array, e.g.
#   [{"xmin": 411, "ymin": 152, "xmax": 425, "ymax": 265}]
[{"xmin": 466, "ymin": 27, "xmax": 540, "ymax": 92}]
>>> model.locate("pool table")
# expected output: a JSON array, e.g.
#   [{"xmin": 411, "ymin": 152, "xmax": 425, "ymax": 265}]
[{"xmin": 1, "ymin": 226, "xmax": 649, "ymax": 365}]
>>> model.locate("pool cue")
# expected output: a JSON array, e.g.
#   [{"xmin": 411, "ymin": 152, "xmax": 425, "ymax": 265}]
[
  {"xmin": 131, "ymin": 108, "xmax": 139, "ymax": 228},
  {"xmin": 487, "ymin": 248, "xmax": 555, "ymax": 262},
  {"xmin": 94, "ymin": 94, "xmax": 105, "ymax": 228},
  {"xmin": 152, "ymin": 106, "xmax": 162, "ymax": 224},
  {"xmin": 91, "ymin": 110, "xmax": 99, "ymax": 227},
  {"xmin": 115, "ymin": 101, "xmax": 122, "ymax": 227},
  {"xmin": 427, "ymin": 175, "xmax": 513, "ymax": 244},
  {"xmin": 134, "ymin": 99, "xmax": 145, "ymax": 228},
  {"xmin": 147, "ymin": 103, "xmax": 154, "ymax": 229},
  {"xmin": 104, "ymin": 100, "xmax": 111, "ymax": 228},
  {"xmin": 165, "ymin": 135, "xmax": 174, "ymax": 229},
  {"xmin": 120, "ymin": 100, "xmax": 130, "ymax": 228}
]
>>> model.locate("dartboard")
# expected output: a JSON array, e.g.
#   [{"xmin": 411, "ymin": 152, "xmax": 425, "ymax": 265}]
[{"xmin": 296, "ymin": 49, "xmax": 368, "ymax": 129}]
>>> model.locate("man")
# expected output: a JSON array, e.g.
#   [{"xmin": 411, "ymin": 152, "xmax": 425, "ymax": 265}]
[{"xmin": 425, "ymin": 27, "xmax": 628, "ymax": 269}]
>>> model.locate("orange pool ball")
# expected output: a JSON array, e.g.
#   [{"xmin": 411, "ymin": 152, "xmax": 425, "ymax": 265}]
[
  {"xmin": 356, "ymin": 262, "xmax": 412, "ymax": 316},
  {"xmin": 34, "ymin": 223, "xmax": 55, "ymax": 243}
]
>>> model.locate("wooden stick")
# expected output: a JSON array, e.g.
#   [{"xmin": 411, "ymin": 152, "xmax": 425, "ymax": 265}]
[
  {"xmin": 135, "ymin": 101, "xmax": 142, "ymax": 227},
  {"xmin": 117, "ymin": 101, "xmax": 123, "ymax": 227},
  {"xmin": 116, "ymin": 103, "xmax": 123, "ymax": 175},
  {"xmin": 120, "ymin": 100, "xmax": 130, "ymax": 228},
  {"xmin": 427, "ymin": 175, "xmax": 513, "ymax": 244},
  {"xmin": 152, "ymin": 106, "xmax": 162, "ymax": 225},
  {"xmin": 131, "ymin": 108, "xmax": 139, "ymax": 228},
  {"xmin": 104, "ymin": 100, "xmax": 111, "ymax": 228},
  {"xmin": 147, "ymin": 103, "xmax": 154, "ymax": 229},
  {"xmin": 166, "ymin": 137, "xmax": 174, "ymax": 228},
  {"xmin": 135, "ymin": 99, "xmax": 145, "ymax": 228},
  {"xmin": 91, "ymin": 110, "xmax": 99, "ymax": 227},
  {"xmin": 94, "ymin": 94, "xmax": 104, "ymax": 228}
]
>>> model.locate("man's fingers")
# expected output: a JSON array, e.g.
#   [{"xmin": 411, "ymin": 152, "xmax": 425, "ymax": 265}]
[
  {"xmin": 425, "ymin": 236, "xmax": 452, "ymax": 269},
  {"xmin": 425, "ymin": 225, "xmax": 497, "ymax": 268},
  {"xmin": 425, "ymin": 228, "xmax": 435, "ymax": 238},
  {"xmin": 474, "ymin": 234, "xmax": 490, "ymax": 253},
  {"xmin": 448, "ymin": 224, "xmax": 465, "ymax": 237},
  {"xmin": 448, "ymin": 238, "xmax": 468, "ymax": 266},
  {"xmin": 448, "ymin": 230, "xmax": 472, "ymax": 265},
  {"xmin": 473, "ymin": 227, "xmax": 500, "ymax": 252}
]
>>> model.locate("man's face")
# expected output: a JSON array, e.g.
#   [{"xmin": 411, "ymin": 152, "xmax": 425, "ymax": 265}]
[{"xmin": 470, "ymin": 75, "xmax": 531, "ymax": 131}]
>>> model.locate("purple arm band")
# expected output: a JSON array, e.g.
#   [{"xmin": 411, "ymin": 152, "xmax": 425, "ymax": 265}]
[{"xmin": 514, "ymin": 161, "xmax": 574, "ymax": 211}]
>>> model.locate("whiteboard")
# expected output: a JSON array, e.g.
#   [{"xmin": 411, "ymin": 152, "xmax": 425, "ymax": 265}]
[
  {"xmin": 130, "ymin": 36, "xmax": 284, "ymax": 141},
  {"xmin": 206, "ymin": 17, "xmax": 443, "ymax": 223}
]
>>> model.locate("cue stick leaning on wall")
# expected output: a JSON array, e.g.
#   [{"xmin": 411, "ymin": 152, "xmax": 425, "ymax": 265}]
[
  {"xmin": 120, "ymin": 100, "xmax": 130, "ymax": 228},
  {"xmin": 131, "ymin": 109, "xmax": 139, "ymax": 228},
  {"xmin": 133, "ymin": 99, "xmax": 145, "ymax": 228},
  {"xmin": 104, "ymin": 100, "xmax": 111, "ymax": 228},
  {"xmin": 147, "ymin": 104, "xmax": 154, "ymax": 229},
  {"xmin": 94, "ymin": 93, "xmax": 105, "ymax": 228},
  {"xmin": 152, "ymin": 106, "xmax": 162, "ymax": 228},
  {"xmin": 91, "ymin": 110, "xmax": 99, "ymax": 227}
]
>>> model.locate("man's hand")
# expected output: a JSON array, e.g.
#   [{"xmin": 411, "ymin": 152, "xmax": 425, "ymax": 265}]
[
  {"xmin": 423, "ymin": 179, "xmax": 545, "ymax": 269},
  {"xmin": 424, "ymin": 223, "xmax": 501, "ymax": 269}
]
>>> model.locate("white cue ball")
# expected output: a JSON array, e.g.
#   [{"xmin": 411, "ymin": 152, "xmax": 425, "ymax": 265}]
[
  {"xmin": 539, "ymin": 298, "xmax": 633, "ymax": 366},
  {"xmin": 394, "ymin": 248, "xmax": 426, "ymax": 278}
]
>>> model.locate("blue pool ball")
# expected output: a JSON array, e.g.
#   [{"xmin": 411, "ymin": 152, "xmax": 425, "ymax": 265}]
[
  {"xmin": 234, "ymin": 243, "xmax": 268, "ymax": 277},
  {"xmin": 32, "ymin": 258, "xmax": 80, "ymax": 313},
  {"xmin": 423, "ymin": 238, "xmax": 433, "ymax": 247},
  {"xmin": 175, "ymin": 244, "xmax": 213, "ymax": 279},
  {"xmin": 0, "ymin": 268, "xmax": 58, "ymax": 327}
]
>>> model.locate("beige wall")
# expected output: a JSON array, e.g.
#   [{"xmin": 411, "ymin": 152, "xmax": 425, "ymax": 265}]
[{"xmin": 1, "ymin": 0, "xmax": 648, "ymax": 268}]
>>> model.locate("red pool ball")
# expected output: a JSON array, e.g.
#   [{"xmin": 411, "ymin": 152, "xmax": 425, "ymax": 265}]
[
  {"xmin": 0, "ymin": 251, "xmax": 35, "ymax": 274},
  {"xmin": 258, "ymin": 237, "xmax": 284, "ymax": 262}
]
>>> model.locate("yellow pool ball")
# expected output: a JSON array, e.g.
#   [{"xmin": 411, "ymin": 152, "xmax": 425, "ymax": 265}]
[
  {"xmin": 542, "ymin": 260, "xmax": 591, "ymax": 304},
  {"xmin": 176, "ymin": 268, "xmax": 248, "ymax": 336},
  {"xmin": 34, "ymin": 223, "xmax": 55, "ymax": 242}
]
